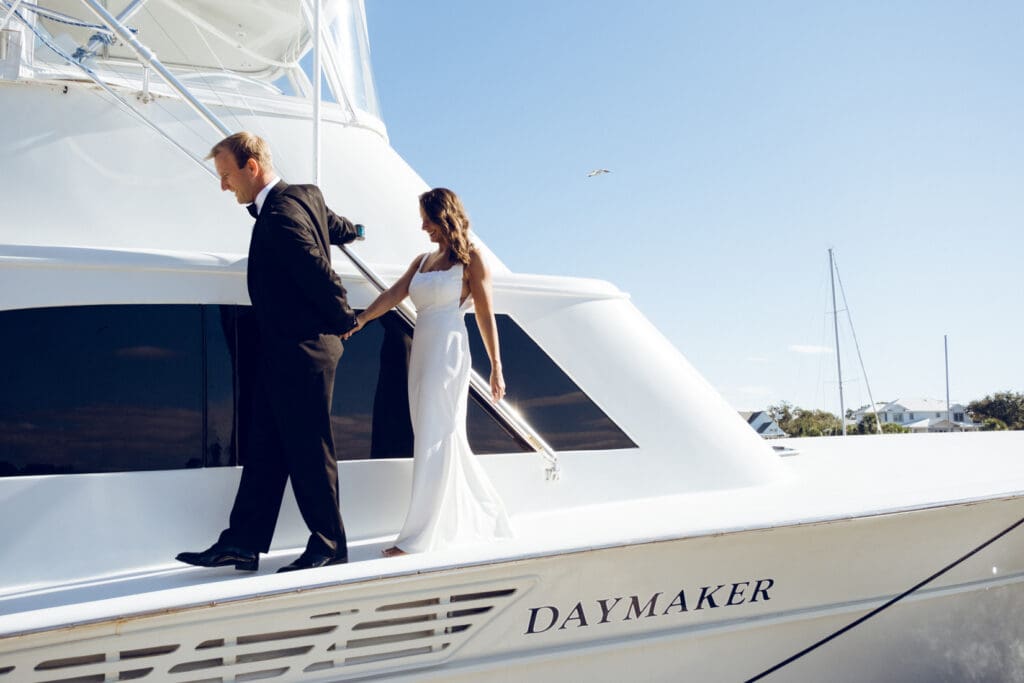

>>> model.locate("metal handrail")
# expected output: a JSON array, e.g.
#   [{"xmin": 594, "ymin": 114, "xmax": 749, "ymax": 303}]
[
  {"xmin": 37, "ymin": 0, "xmax": 560, "ymax": 479},
  {"xmin": 6, "ymin": 4, "xmax": 215, "ymax": 174},
  {"xmin": 80, "ymin": 0, "xmax": 231, "ymax": 137},
  {"xmin": 1, "ymin": 0, "xmax": 25, "ymax": 31},
  {"xmin": 74, "ymin": 0, "xmax": 151, "ymax": 62},
  {"xmin": 4, "ymin": 1, "xmax": 112, "ymax": 31},
  {"xmin": 339, "ymin": 241, "xmax": 561, "ymax": 481}
]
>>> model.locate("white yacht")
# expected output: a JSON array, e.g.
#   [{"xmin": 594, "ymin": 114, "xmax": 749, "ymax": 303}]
[{"xmin": 1, "ymin": 2, "xmax": 1022, "ymax": 681}]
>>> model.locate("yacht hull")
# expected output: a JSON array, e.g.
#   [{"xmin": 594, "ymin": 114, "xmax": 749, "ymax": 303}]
[{"xmin": 2, "ymin": 495, "xmax": 1021, "ymax": 682}]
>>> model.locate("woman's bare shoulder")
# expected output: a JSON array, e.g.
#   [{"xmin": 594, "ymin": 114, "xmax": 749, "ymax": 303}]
[{"xmin": 467, "ymin": 246, "xmax": 487, "ymax": 269}]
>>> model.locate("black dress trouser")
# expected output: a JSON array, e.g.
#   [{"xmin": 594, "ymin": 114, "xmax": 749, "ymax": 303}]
[{"xmin": 220, "ymin": 333, "xmax": 346, "ymax": 558}]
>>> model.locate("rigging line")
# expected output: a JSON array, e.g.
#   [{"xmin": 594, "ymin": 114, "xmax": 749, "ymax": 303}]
[
  {"xmin": 1, "ymin": 0, "xmax": 24, "ymax": 30},
  {"xmin": 183, "ymin": 16, "xmax": 276, "ymax": 162},
  {"xmin": 59, "ymin": 6, "xmax": 209, "ymax": 148},
  {"xmin": 81, "ymin": 0, "xmax": 230, "ymax": 137},
  {"xmin": 9, "ymin": 7, "xmax": 214, "ymax": 179},
  {"xmin": 833, "ymin": 254, "xmax": 882, "ymax": 434},
  {"xmin": 187, "ymin": 19, "xmax": 294, "ymax": 179},
  {"xmin": 816, "ymin": 311, "xmax": 828, "ymax": 412},
  {"xmin": 51, "ymin": 6, "xmax": 214, "ymax": 159},
  {"xmin": 793, "ymin": 256, "xmax": 830, "ymax": 413},
  {"xmin": 74, "ymin": 0, "xmax": 152, "ymax": 62},
  {"xmin": 4, "ymin": 1, "xmax": 117, "ymax": 32},
  {"xmin": 189, "ymin": 22, "xmax": 250, "ymax": 122},
  {"xmin": 138, "ymin": 5, "xmax": 247, "ymax": 143},
  {"xmin": 299, "ymin": 0, "xmax": 358, "ymax": 123},
  {"xmin": 813, "ymin": 262, "xmax": 833, "ymax": 414},
  {"xmin": 146, "ymin": 1, "xmax": 298, "ymax": 178},
  {"xmin": 745, "ymin": 512, "xmax": 1024, "ymax": 682},
  {"xmin": 157, "ymin": 0, "xmax": 303, "ymax": 70},
  {"xmin": 136, "ymin": 86, "xmax": 215, "ymax": 162}
]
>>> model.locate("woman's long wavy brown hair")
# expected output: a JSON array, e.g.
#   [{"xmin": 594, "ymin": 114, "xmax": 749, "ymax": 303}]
[{"xmin": 419, "ymin": 188, "xmax": 472, "ymax": 265}]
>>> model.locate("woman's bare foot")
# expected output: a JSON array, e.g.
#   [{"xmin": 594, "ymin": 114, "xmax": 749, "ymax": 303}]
[{"xmin": 382, "ymin": 546, "xmax": 406, "ymax": 557}]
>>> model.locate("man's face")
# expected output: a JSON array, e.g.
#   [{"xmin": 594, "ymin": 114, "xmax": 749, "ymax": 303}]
[{"xmin": 213, "ymin": 151, "xmax": 259, "ymax": 205}]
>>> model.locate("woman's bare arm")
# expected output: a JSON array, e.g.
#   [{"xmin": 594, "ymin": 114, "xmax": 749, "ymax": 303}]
[
  {"xmin": 345, "ymin": 255, "xmax": 421, "ymax": 336},
  {"xmin": 467, "ymin": 249, "xmax": 505, "ymax": 401}
]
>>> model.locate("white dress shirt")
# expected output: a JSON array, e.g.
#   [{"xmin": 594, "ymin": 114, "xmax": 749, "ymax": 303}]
[{"xmin": 250, "ymin": 175, "xmax": 281, "ymax": 217}]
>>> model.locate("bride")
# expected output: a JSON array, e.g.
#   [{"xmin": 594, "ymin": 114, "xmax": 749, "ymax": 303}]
[{"xmin": 347, "ymin": 188, "xmax": 514, "ymax": 555}]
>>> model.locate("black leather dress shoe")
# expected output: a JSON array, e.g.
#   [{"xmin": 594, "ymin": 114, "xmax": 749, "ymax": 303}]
[
  {"xmin": 276, "ymin": 552, "xmax": 348, "ymax": 573},
  {"xmin": 176, "ymin": 543, "xmax": 259, "ymax": 571}
]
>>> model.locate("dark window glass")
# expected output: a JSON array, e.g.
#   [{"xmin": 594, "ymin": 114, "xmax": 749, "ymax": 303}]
[
  {"xmin": 0, "ymin": 304, "xmax": 633, "ymax": 477},
  {"xmin": 205, "ymin": 305, "xmax": 240, "ymax": 468},
  {"xmin": 328, "ymin": 310, "xmax": 395, "ymax": 460},
  {"xmin": 0, "ymin": 305, "xmax": 207, "ymax": 475},
  {"xmin": 466, "ymin": 314, "xmax": 636, "ymax": 451},
  {"xmin": 466, "ymin": 400, "xmax": 533, "ymax": 454},
  {"xmin": 326, "ymin": 312, "xmax": 527, "ymax": 459}
]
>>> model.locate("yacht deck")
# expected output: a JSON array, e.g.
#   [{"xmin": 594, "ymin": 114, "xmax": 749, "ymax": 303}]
[{"xmin": 1, "ymin": 431, "xmax": 1022, "ymax": 638}]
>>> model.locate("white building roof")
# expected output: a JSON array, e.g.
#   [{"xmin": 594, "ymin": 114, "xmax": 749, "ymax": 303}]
[
  {"xmin": 885, "ymin": 398, "xmax": 966, "ymax": 412},
  {"xmin": 852, "ymin": 402, "xmax": 889, "ymax": 416},
  {"xmin": 904, "ymin": 417, "xmax": 978, "ymax": 431}
]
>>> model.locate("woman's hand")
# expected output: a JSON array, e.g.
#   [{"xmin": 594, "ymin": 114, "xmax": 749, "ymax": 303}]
[{"xmin": 490, "ymin": 366, "xmax": 506, "ymax": 402}]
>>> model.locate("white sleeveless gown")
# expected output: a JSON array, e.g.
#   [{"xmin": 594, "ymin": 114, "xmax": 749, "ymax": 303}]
[{"xmin": 394, "ymin": 256, "xmax": 514, "ymax": 553}]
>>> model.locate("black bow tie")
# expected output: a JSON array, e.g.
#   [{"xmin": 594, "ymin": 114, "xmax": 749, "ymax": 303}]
[{"xmin": 246, "ymin": 203, "xmax": 259, "ymax": 219}]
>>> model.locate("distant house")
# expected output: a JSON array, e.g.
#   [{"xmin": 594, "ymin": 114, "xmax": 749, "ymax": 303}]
[
  {"xmin": 739, "ymin": 411, "xmax": 787, "ymax": 439},
  {"xmin": 851, "ymin": 402, "xmax": 890, "ymax": 423},
  {"xmin": 861, "ymin": 398, "xmax": 978, "ymax": 433}
]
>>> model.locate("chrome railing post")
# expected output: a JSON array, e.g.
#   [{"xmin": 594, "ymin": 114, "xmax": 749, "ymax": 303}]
[
  {"xmin": 0, "ymin": 0, "xmax": 25, "ymax": 31},
  {"xmin": 74, "ymin": 0, "xmax": 152, "ymax": 61},
  {"xmin": 7, "ymin": 6, "xmax": 214, "ymax": 176},
  {"xmin": 80, "ymin": 0, "xmax": 231, "ymax": 137}
]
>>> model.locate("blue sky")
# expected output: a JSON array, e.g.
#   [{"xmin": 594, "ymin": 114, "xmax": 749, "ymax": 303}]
[{"xmin": 365, "ymin": 1, "xmax": 1023, "ymax": 414}]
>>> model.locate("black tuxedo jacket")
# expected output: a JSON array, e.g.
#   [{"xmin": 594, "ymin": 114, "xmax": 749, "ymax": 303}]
[{"xmin": 246, "ymin": 181, "xmax": 360, "ymax": 344}]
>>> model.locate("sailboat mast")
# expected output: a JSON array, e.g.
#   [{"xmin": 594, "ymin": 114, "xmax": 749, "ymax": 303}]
[
  {"xmin": 829, "ymin": 248, "xmax": 846, "ymax": 435},
  {"xmin": 945, "ymin": 334, "xmax": 952, "ymax": 430}
]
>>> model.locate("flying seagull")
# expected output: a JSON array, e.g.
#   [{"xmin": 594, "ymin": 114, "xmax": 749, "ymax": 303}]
[{"xmin": 586, "ymin": 169, "xmax": 611, "ymax": 177}]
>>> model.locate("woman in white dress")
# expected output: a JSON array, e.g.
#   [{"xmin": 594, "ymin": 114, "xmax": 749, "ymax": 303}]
[{"xmin": 346, "ymin": 188, "xmax": 514, "ymax": 556}]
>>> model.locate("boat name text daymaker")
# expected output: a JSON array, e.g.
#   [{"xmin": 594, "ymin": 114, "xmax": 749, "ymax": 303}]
[{"xmin": 524, "ymin": 578, "xmax": 776, "ymax": 634}]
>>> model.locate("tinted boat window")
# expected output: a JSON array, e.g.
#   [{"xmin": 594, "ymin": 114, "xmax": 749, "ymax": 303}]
[
  {"xmin": 466, "ymin": 314, "xmax": 636, "ymax": 451},
  {"xmin": 207, "ymin": 305, "xmax": 244, "ymax": 468},
  {"xmin": 328, "ymin": 312, "xmax": 528, "ymax": 459},
  {"xmin": 0, "ymin": 305, "xmax": 205, "ymax": 475},
  {"xmin": 0, "ymin": 305, "xmax": 630, "ymax": 476},
  {"xmin": 327, "ymin": 310, "xmax": 396, "ymax": 460}
]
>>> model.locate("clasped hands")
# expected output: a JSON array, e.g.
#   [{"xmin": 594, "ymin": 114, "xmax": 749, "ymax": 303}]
[{"xmin": 341, "ymin": 316, "xmax": 365, "ymax": 341}]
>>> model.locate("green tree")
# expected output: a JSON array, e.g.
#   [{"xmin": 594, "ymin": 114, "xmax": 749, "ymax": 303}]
[
  {"xmin": 851, "ymin": 413, "xmax": 907, "ymax": 435},
  {"xmin": 767, "ymin": 402, "xmax": 841, "ymax": 437},
  {"xmin": 980, "ymin": 417, "xmax": 1008, "ymax": 431},
  {"xmin": 767, "ymin": 402, "xmax": 796, "ymax": 434},
  {"xmin": 854, "ymin": 413, "xmax": 879, "ymax": 434},
  {"xmin": 968, "ymin": 391, "xmax": 1024, "ymax": 430}
]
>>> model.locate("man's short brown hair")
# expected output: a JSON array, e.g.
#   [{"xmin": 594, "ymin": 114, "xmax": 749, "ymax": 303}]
[{"xmin": 207, "ymin": 131, "xmax": 273, "ymax": 171}]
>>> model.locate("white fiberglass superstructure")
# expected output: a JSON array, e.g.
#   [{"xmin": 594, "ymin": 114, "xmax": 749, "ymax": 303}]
[{"xmin": 0, "ymin": 2, "xmax": 1022, "ymax": 682}]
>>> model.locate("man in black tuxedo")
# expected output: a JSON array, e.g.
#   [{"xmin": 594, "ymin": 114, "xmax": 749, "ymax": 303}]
[{"xmin": 177, "ymin": 132, "xmax": 360, "ymax": 572}]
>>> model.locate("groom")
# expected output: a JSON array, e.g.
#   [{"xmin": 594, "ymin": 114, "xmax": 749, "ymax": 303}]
[{"xmin": 177, "ymin": 132, "xmax": 361, "ymax": 572}]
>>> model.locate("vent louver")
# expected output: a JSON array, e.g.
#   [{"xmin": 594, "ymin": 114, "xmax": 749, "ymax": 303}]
[{"xmin": 0, "ymin": 578, "xmax": 530, "ymax": 682}]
